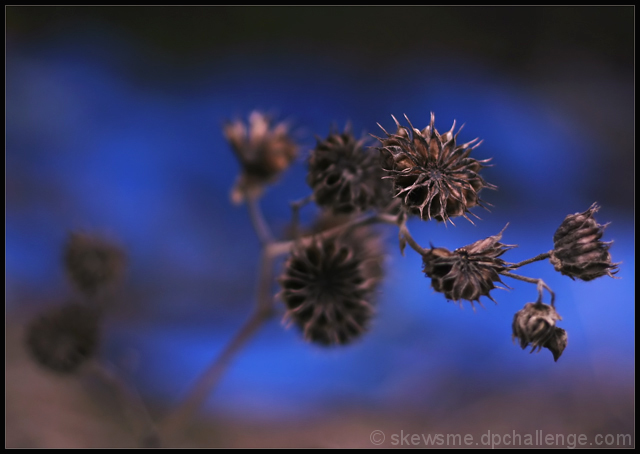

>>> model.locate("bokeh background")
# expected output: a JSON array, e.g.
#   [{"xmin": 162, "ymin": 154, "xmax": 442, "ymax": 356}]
[{"xmin": 6, "ymin": 6, "xmax": 634, "ymax": 448}]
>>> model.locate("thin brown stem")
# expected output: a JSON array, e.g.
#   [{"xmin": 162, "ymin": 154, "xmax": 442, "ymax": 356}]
[
  {"xmin": 500, "ymin": 271, "xmax": 556, "ymax": 307},
  {"xmin": 247, "ymin": 195, "xmax": 273, "ymax": 245},
  {"xmin": 257, "ymin": 246, "xmax": 278, "ymax": 313},
  {"xmin": 158, "ymin": 207, "xmax": 400, "ymax": 443},
  {"xmin": 269, "ymin": 211, "xmax": 399, "ymax": 257},
  {"xmin": 398, "ymin": 222, "xmax": 429, "ymax": 256},
  {"xmin": 377, "ymin": 212, "xmax": 401, "ymax": 225},
  {"xmin": 506, "ymin": 251, "xmax": 553, "ymax": 270},
  {"xmin": 380, "ymin": 198, "xmax": 402, "ymax": 217},
  {"xmin": 160, "ymin": 242, "xmax": 278, "ymax": 443},
  {"xmin": 160, "ymin": 306, "xmax": 274, "ymax": 443},
  {"xmin": 289, "ymin": 195, "xmax": 314, "ymax": 240}
]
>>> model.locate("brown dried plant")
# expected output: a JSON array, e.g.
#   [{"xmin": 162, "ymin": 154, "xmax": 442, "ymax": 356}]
[{"xmin": 25, "ymin": 111, "xmax": 620, "ymax": 447}]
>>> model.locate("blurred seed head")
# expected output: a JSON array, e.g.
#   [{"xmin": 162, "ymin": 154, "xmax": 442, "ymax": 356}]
[
  {"xmin": 376, "ymin": 113, "xmax": 495, "ymax": 224},
  {"xmin": 307, "ymin": 125, "xmax": 392, "ymax": 214},
  {"xmin": 549, "ymin": 203, "xmax": 619, "ymax": 281},
  {"xmin": 278, "ymin": 225, "xmax": 385, "ymax": 346},
  {"xmin": 422, "ymin": 225, "xmax": 515, "ymax": 306},
  {"xmin": 512, "ymin": 302, "xmax": 566, "ymax": 361},
  {"xmin": 25, "ymin": 303, "xmax": 101, "ymax": 374},
  {"xmin": 64, "ymin": 231, "xmax": 126, "ymax": 295},
  {"xmin": 224, "ymin": 111, "xmax": 298, "ymax": 204}
]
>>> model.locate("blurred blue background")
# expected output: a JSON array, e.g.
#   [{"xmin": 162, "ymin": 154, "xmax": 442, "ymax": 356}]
[{"xmin": 6, "ymin": 6, "xmax": 634, "ymax": 447}]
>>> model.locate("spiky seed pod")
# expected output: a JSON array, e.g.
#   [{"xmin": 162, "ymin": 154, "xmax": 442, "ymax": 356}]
[
  {"xmin": 549, "ymin": 203, "xmax": 619, "ymax": 281},
  {"xmin": 278, "ymin": 226, "xmax": 384, "ymax": 346},
  {"xmin": 307, "ymin": 126, "xmax": 392, "ymax": 214},
  {"xmin": 422, "ymin": 225, "xmax": 515, "ymax": 305},
  {"xmin": 25, "ymin": 303, "xmax": 101, "ymax": 373},
  {"xmin": 512, "ymin": 302, "xmax": 565, "ymax": 360},
  {"xmin": 512, "ymin": 302, "xmax": 561, "ymax": 350},
  {"xmin": 224, "ymin": 111, "xmax": 298, "ymax": 204},
  {"xmin": 376, "ymin": 113, "xmax": 495, "ymax": 224},
  {"xmin": 64, "ymin": 232, "xmax": 126, "ymax": 295},
  {"xmin": 544, "ymin": 327, "xmax": 568, "ymax": 362}
]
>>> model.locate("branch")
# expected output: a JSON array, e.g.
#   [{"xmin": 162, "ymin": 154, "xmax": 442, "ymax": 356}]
[
  {"xmin": 398, "ymin": 221, "xmax": 429, "ymax": 256},
  {"xmin": 268, "ymin": 210, "xmax": 401, "ymax": 258},
  {"xmin": 159, "ymin": 306, "xmax": 274, "ymax": 443},
  {"xmin": 157, "ymin": 207, "xmax": 401, "ymax": 442},
  {"xmin": 159, "ymin": 243, "xmax": 278, "ymax": 443},
  {"xmin": 289, "ymin": 195, "xmax": 314, "ymax": 240},
  {"xmin": 500, "ymin": 271, "xmax": 556, "ymax": 307},
  {"xmin": 506, "ymin": 251, "xmax": 552, "ymax": 270},
  {"xmin": 247, "ymin": 195, "xmax": 274, "ymax": 245}
]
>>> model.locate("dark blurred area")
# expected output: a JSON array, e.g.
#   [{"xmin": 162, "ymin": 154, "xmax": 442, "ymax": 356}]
[{"xmin": 6, "ymin": 6, "xmax": 634, "ymax": 448}]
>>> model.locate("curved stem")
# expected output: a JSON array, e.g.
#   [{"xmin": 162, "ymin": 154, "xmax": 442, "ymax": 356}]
[
  {"xmin": 160, "ymin": 306, "xmax": 274, "ymax": 443},
  {"xmin": 160, "ymin": 244, "xmax": 278, "ymax": 443},
  {"xmin": 247, "ymin": 196, "xmax": 273, "ymax": 245},
  {"xmin": 398, "ymin": 222, "xmax": 429, "ymax": 256},
  {"xmin": 158, "ymin": 208, "xmax": 400, "ymax": 443},
  {"xmin": 500, "ymin": 271, "xmax": 556, "ymax": 307}
]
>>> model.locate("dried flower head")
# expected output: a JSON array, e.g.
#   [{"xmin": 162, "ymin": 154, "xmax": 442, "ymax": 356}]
[
  {"xmin": 64, "ymin": 231, "xmax": 126, "ymax": 295},
  {"xmin": 26, "ymin": 303, "xmax": 101, "ymax": 373},
  {"xmin": 512, "ymin": 302, "xmax": 565, "ymax": 360},
  {"xmin": 307, "ymin": 126, "xmax": 392, "ymax": 214},
  {"xmin": 278, "ymin": 225, "xmax": 384, "ymax": 346},
  {"xmin": 549, "ymin": 203, "xmax": 619, "ymax": 281},
  {"xmin": 224, "ymin": 111, "xmax": 298, "ymax": 204},
  {"xmin": 544, "ymin": 327, "xmax": 568, "ymax": 362},
  {"xmin": 376, "ymin": 113, "xmax": 495, "ymax": 224},
  {"xmin": 422, "ymin": 225, "xmax": 515, "ymax": 305}
]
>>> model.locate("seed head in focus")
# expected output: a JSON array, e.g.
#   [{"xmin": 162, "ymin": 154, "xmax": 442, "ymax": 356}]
[
  {"xmin": 422, "ymin": 225, "xmax": 515, "ymax": 306},
  {"xmin": 307, "ymin": 125, "xmax": 392, "ymax": 214},
  {"xmin": 64, "ymin": 231, "xmax": 126, "ymax": 295},
  {"xmin": 549, "ymin": 203, "xmax": 619, "ymax": 281},
  {"xmin": 376, "ymin": 113, "xmax": 495, "ymax": 224},
  {"xmin": 512, "ymin": 302, "xmax": 566, "ymax": 361},
  {"xmin": 544, "ymin": 327, "xmax": 568, "ymax": 362},
  {"xmin": 224, "ymin": 111, "xmax": 298, "ymax": 204},
  {"xmin": 278, "ymin": 225, "xmax": 385, "ymax": 346},
  {"xmin": 25, "ymin": 303, "xmax": 101, "ymax": 374}
]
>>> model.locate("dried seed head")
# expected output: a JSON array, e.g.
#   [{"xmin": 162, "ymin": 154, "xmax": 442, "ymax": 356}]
[
  {"xmin": 512, "ymin": 302, "xmax": 565, "ymax": 360},
  {"xmin": 512, "ymin": 302, "xmax": 561, "ymax": 350},
  {"xmin": 278, "ymin": 226, "xmax": 385, "ymax": 346},
  {"xmin": 224, "ymin": 111, "xmax": 298, "ymax": 204},
  {"xmin": 544, "ymin": 327, "xmax": 568, "ymax": 362},
  {"xmin": 422, "ymin": 225, "xmax": 515, "ymax": 306},
  {"xmin": 307, "ymin": 126, "xmax": 392, "ymax": 214},
  {"xmin": 26, "ymin": 303, "xmax": 101, "ymax": 373},
  {"xmin": 376, "ymin": 113, "xmax": 495, "ymax": 224},
  {"xmin": 64, "ymin": 232, "xmax": 126, "ymax": 295},
  {"xmin": 549, "ymin": 203, "xmax": 619, "ymax": 281}
]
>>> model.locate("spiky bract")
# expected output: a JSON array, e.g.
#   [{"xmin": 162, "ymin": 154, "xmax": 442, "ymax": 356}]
[
  {"xmin": 422, "ymin": 225, "xmax": 515, "ymax": 305},
  {"xmin": 377, "ymin": 113, "xmax": 494, "ymax": 224},
  {"xmin": 549, "ymin": 203, "xmax": 619, "ymax": 281},
  {"xmin": 307, "ymin": 126, "xmax": 391, "ymax": 214},
  {"xmin": 512, "ymin": 302, "xmax": 566, "ymax": 361},
  {"xmin": 278, "ymin": 225, "xmax": 384, "ymax": 346}
]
